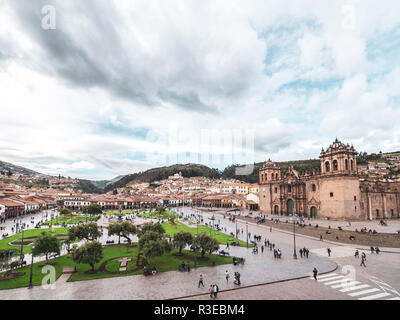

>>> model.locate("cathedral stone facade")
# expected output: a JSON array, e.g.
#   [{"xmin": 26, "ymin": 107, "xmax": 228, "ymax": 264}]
[{"xmin": 258, "ymin": 139, "xmax": 400, "ymax": 220}]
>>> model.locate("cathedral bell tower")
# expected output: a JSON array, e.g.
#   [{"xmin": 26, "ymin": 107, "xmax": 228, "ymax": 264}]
[
  {"xmin": 259, "ymin": 158, "xmax": 281, "ymax": 184},
  {"xmin": 320, "ymin": 138, "xmax": 357, "ymax": 176}
]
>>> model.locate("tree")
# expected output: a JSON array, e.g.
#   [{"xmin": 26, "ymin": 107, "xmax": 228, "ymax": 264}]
[
  {"xmin": 82, "ymin": 204, "xmax": 103, "ymax": 215},
  {"xmin": 71, "ymin": 241, "xmax": 103, "ymax": 272},
  {"xmin": 108, "ymin": 221, "xmax": 137, "ymax": 244},
  {"xmin": 142, "ymin": 239, "xmax": 172, "ymax": 262},
  {"xmin": 154, "ymin": 205, "xmax": 167, "ymax": 221},
  {"xmin": 138, "ymin": 226, "xmax": 171, "ymax": 264},
  {"xmin": 192, "ymin": 232, "xmax": 219, "ymax": 257},
  {"xmin": 33, "ymin": 232, "xmax": 61, "ymax": 264},
  {"xmin": 60, "ymin": 208, "xmax": 72, "ymax": 216},
  {"xmin": 68, "ymin": 223, "xmax": 102, "ymax": 242},
  {"xmin": 0, "ymin": 250, "xmax": 11, "ymax": 276},
  {"xmin": 172, "ymin": 231, "xmax": 193, "ymax": 255},
  {"xmin": 138, "ymin": 222, "xmax": 165, "ymax": 237}
]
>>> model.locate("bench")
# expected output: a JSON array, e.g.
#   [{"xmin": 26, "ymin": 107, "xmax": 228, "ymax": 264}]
[{"xmin": 218, "ymin": 250, "xmax": 230, "ymax": 256}]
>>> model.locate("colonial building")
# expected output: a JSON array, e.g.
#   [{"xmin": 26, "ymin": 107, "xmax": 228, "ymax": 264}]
[{"xmin": 259, "ymin": 139, "xmax": 400, "ymax": 220}]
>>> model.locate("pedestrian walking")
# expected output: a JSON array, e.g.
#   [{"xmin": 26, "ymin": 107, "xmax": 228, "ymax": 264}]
[
  {"xmin": 299, "ymin": 248, "xmax": 303, "ymax": 258},
  {"xmin": 327, "ymin": 248, "xmax": 331, "ymax": 257},
  {"xmin": 198, "ymin": 274, "xmax": 204, "ymax": 287},
  {"xmin": 313, "ymin": 267, "xmax": 318, "ymax": 280},
  {"xmin": 209, "ymin": 285, "xmax": 214, "ymax": 298},
  {"xmin": 360, "ymin": 256, "xmax": 366, "ymax": 267},
  {"xmin": 261, "ymin": 245, "xmax": 264, "ymax": 253},
  {"xmin": 213, "ymin": 284, "xmax": 219, "ymax": 298},
  {"xmin": 320, "ymin": 235, "xmax": 323, "ymax": 241},
  {"xmin": 225, "ymin": 270, "xmax": 230, "ymax": 283}
]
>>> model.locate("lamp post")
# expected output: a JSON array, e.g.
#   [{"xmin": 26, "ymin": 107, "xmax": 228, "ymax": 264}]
[
  {"xmin": 246, "ymin": 222, "xmax": 248, "ymax": 248},
  {"xmin": 28, "ymin": 246, "xmax": 34, "ymax": 289},
  {"xmin": 293, "ymin": 216, "xmax": 297, "ymax": 259},
  {"xmin": 235, "ymin": 218, "xmax": 238, "ymax": 239},
  {"xmin": 195, "ymin": 218, "xmax": 199, "ymax": 268},
  {"xmin": 20, "ymin": 226, "xmax": 24, "ymax": 260}
]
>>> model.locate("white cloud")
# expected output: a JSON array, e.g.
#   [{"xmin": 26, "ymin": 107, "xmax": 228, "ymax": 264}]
[{"xmin": 0, "ymin": 0, "xmax": 400, "ymax": 179}]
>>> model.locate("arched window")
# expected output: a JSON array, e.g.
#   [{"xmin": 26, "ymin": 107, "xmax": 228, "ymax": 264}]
[
  {"xmin": 288, "ymin": 185, "xmax": 292, "ymax": 192},
  {"xmin": 312, "ymin": 184, "xmax": 316, "ymax": 192},
  {"xmin": 333, "ymin": 160, "xmax": 338, "ymax": 171},
  {"xmin": 345, "ymin": 159, "xmax": 348, "ymax": 170},
  {"xmin": 350, "ymin": 159, "xmax": 354, "ymax": 171},
  {"xmin": 325, "ymin": 161, "xmax": 330, "ymax": 172},
  {"xmin": 276, "ymin": 173, "xmax": 278, "ymax": 180},
  {"xmin": 271, "ymin": 173, "xmax": 274, "ymax": 180}
]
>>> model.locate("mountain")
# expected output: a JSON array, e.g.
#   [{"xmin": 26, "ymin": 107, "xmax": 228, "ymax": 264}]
[
  {"xmin": 0, "ymin": 160, "xmax": 44, "ymax": 176},
  {"xmin": 103, "ymin": 163, "xmax": 221, "ymax": 192}
]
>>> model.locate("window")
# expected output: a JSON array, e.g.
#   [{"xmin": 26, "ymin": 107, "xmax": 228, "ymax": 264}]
[
  {"xmin": 333, "ymin": 160, "xmax": 338, "ymax": 171},
  {"xmin": 330, "ymin": 192, "xmax": 334, "ymax": 197},
  {"xmin": 276, "ymin": 173, "xmax": 279, "ymax": 180},
  {"xmin": 274, "ymin": 187, "xmax": 278, "ymax": 193},
  {"xmin": 350, "ymin": 159, "xmax": 354, "ymax": 171},
  {"xmin": 312, "ymin": 184, "xmax": 316, "ymax": 192},
  {"xmin": 376, "ymin": 209, "xmax": 380, "ymax": 217},
  {"xmin": 354, "ymin": 196, "xmax": 357, "ymax": 201},
  {"xmin": 325, "ymin": 161, "xmax": 330, "ymax": 172},
  {"xmin": 345, "ymin": 159, "xmax": 348, "ymax": 170},
  {"xmin": 391, "ymin": 209, "xmax": 394, "ymax": 217},
  {"xmin": 288, "ymin": 185, "xmax": 292, "ymax": 192}
]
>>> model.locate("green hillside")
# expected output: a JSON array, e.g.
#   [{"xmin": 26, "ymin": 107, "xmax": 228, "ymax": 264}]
[{"xmin": 104, "ymin": 163, "xmax": 221, "ymax": 192}]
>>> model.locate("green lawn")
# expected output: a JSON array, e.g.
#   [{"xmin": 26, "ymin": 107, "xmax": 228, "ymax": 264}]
[
  {"xmin": 138, "ymin": 210, "xmax": 180, "ymax": 221},
  {"xmin": 0, "ymin": 244, "xmax": 232, "ymax": 290},
  {"xmin": 40, "ymin": 215, "xmax": 99, "ymax": 226},
  {"xmin": 104, "ymin": 210, "xmax": 140, "ymax": 215},
  {"xmin": 162, "ymin": 222, "xmax": 247, "ymax": 247},
  {"xmin": 0, "ymin": 228, "xmax": 69, "ymax": 255}
]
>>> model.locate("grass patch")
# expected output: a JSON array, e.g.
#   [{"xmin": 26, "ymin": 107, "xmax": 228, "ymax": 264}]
[
  {"xmin": 162, "ymin": 222, "xmax": 247, "ymax": 247},
  {"xmin": 0, "ymin": 228, "xmax": 69, "ymax": 255},
  {"xmin": 0, "ymin": 244, "xmax": 231, "ymax": 290},
  {"xmin": 40, "ymin": 215, "xmax": 99, "ymax": 226}
]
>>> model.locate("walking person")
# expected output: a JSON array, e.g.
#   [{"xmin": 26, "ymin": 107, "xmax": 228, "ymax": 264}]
[
  {"xmin": 225, "ymin": 270, "xmax": 230, "ymax": 283},
  {"xmin": 327, "ymin": 248, "xmax": 331, "ymax": 257},
  {"xmin": 299, "ymin": 248, "xmax": 303, "ymax": 258},
  {"xmin": 261, "ymin": 245, "xmax": 264, "ymax": 253},
  {"xmin": 213, "ymin": 284, "xmax": 219, "ymax": 298},
  {"xmin": 360, "ymin": 255, "xmax": 366, "ymax": 267},
  {"xmin": 198, "ymin": 274, "xmax": 204, "ymax": 287},
  {"xmin": 209, "ymin": 285, "xmax": 214, "ymax": 298},
  {"xmin": 313, "ymin": 267, "xmax": 318, "ymax": 280}
]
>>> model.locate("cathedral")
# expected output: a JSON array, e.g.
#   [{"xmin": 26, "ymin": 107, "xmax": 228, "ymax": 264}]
[{"xmin": 258, "ymin": 139, "xmax": 400, "ymax": 220}]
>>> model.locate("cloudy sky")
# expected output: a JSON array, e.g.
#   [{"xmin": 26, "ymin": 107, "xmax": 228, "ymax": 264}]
[{"xmin": 1, "ymin": 0, "xmax": 400, "ymax": 180}]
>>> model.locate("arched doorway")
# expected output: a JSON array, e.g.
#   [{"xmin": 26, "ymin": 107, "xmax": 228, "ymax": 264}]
[
  {"xmin": 310, "ymin": 206, "xmax": 317, "ymax": 219},
  {"xmin": 287, "ymin": 199, "xmax": 294, "ymax": 216},
  {"xmin": 274, "ymin": 205, "xmax": 279, "ymax": 215}
]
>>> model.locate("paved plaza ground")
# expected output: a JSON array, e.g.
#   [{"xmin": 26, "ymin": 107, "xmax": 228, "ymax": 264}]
[{"xmin": 0, "ymin": 207, "xmax": 399, "ymax": 300}]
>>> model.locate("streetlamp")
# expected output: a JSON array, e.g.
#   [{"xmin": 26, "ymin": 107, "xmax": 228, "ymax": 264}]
[
  {"xmin": 293, "ymin": 215, "xmax": 297, "ymax": 259},
  {"xmin": 20, "ymin": 226, "xmax": 24, "ymax": 260},
  {"xmin": 246, "ymin": 222, "xmax": 248, "ymax": 248},
  {"xmin": 235, "ymin": 218, "xmax": 238, "ymax": 239},
  {"xmin": 28, "ymin": 246, "xmax": 34, "ymax": 289},
  {"xmin": 195, "ymin": 218, "xmax": 199, "ymax": 269}
]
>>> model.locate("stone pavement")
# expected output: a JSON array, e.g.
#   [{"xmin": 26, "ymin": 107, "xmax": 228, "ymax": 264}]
[{"xmin": 0, "ymin": 242, "xmax": 336, "ymax": 300}]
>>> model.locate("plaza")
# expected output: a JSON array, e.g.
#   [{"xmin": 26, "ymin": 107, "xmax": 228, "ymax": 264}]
[{"xmin": 0, "ymin": 206, "xmax": 399, "ymax": 300}]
